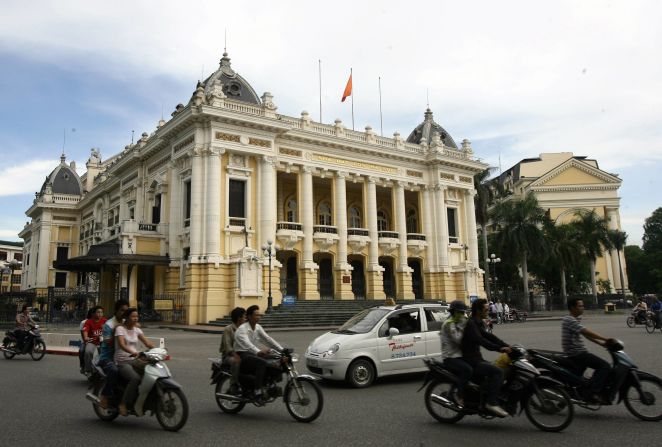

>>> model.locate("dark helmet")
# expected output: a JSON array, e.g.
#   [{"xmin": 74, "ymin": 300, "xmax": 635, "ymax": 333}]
[{"xmin": 449, "ymin": 300, "xmax": 467, "ymax": 314}]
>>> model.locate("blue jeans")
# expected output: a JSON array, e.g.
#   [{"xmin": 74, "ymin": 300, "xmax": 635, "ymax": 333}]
[
  {"xmin": 99, "ymin": 359, "xmax": 118, "ymax": 398},
  {"xmin": 443, "ymin": 358, "xmax": 473, "ymax": 395}
]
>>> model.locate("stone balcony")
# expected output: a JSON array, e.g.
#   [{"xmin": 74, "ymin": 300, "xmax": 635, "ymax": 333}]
[
  {"xmin": 276, "ymin": 221, "xmax": 304, "ymax": 250},
  {"xmin": 313, "ymin": 225, "xmax": 338, "ymax": 252}
]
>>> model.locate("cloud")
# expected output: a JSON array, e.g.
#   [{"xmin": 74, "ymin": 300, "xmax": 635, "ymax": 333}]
[
  {"xmin": 0, "ymin": 159, "xmax": 62, "ymax": 196},
  {"xmin": 0, "ymin": 229, "xmax": 21, "ymax": 240}
]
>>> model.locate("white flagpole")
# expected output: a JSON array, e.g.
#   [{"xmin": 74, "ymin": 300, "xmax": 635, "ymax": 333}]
[
  {"xmin": 378, "ymin": 76, "xmax": 383, "ymax": 137},
  {"xmin": 319, "ymin": 59, "xmax": 322, "ymax": 123},
  {"xmin": 351, "ymin": 68, "xmax": 354, "ymax": 130}
]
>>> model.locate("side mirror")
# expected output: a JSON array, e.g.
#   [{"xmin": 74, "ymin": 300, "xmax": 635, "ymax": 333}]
[{"xmin": 388, "ymin": 327, "xmax": 400, "ymax": 337}]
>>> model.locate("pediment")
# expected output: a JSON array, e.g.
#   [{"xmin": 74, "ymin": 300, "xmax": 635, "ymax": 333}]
[{"xmin": 530, "ymin": 159, "xmax": 621, "ymax": 188}]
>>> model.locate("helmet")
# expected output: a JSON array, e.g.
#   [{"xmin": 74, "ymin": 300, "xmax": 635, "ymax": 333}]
[{"xmin": 449, "ymin": 300, "xmax": 467, "ymax": 314}]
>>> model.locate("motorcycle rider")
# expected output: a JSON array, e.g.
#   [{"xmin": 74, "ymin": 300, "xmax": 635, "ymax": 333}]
[
  {"xmin": 651, "ymin": 297, "xmax": 662, "ymax": 329},
  {"xmin": 440, "ymin": 300, "xmax": 472, "ymax": 407},
  {"xmin": 14, "ymin": 304, "xmax": 35, "ymax": 352},
  {"xmin": 233, "ymin": 305, "xmax": 284, "ymax": 403},
  {"xmin": 633, "ymin": 299, "xmax": 648, "ymax": 323},
  {"xmin": 82, "ymin": 306, "xmax": 106, "ymax": 376},
  {"xmin": 461, "ymin": 298, "xmax": 512, "ymax": 418},
  {"xmin": 562, "ymin": 297, "xmax": 612, "ymax": 404},
  {"xmin": 115, "ymin": 307, "xmax": 155, "ymax": 416},
  {"xmin": 79, "ymin": 308, "xmax": 95, "ymax": 374},
  {"xmin": 97, "ymin": 299, "xmax": 129, "ymax": 410},
  {"xmin": 220, "ymin": 307, "xmax": 246, "ymax": 395}
]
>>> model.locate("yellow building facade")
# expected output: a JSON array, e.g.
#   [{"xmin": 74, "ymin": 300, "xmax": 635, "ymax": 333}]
[
  {"xmin": 498, "ymin": 152, "xmax": 629, "ymax": 293},
  {"xmin": 19, "ymin": 52, "xmax": 487, "ymax": 324}
]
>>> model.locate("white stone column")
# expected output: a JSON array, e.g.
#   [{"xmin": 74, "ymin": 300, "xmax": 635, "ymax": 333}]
[
  {"xmin": 168, "ymin": 160, "xmax": 181, "ymax": 259},
  {"xmin": 435, "ymin": 185, "xmax": 450, "ymax": 268},
  {"xmin": 366, "ymin": 177, "xmax": 380, "ymax": 269},
  {"xmin": 36, "ymin": 211, "xmax": 52, "ymax": 288},
  {"xmin": 334, "ymin": 171, "xmax": 350, "ymax": 269},
  {"xmin": 205, "ymin": 148, "xmax": 223, "ymax": 264},
  {"xmin": 301, "ymin": 166, "xmax": 314, "ymax": 266},
  {"xmin": 464, "ymin": 189, "xmax": 479, "ymax": 265},
  {"xmin": 276, "ymin": 173, "xmax": 284, "ymax": 222},
  {"xmin": 189, "ymin": 147, "xmax": 204, "ymax": 261},
  {"xmin": 422, "ymin": 186, "xmax": 436, "ymax": 271},
  {"xmin": 395, "ymin": 181, "xmax": 410, "ymax": 270},
  {"xmin": 606, "ymin": 207, "xmax": 623, "ymax": 291},
  {"xmin": 259, "ymin": 156, "xmax": 277, "ymax": 250}
]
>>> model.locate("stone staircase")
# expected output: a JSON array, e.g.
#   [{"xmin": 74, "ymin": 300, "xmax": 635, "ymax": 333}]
[{"xmin": 207, "ymin": 300, "xmax": 429, "ymax": 329}]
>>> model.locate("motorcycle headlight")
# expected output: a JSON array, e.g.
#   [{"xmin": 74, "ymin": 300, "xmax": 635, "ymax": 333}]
[
  {"xmin": 290, "ymin": 353, "xmax": 300, "ymax": 363},
  {"xmin": 325, "ymin": 343, "xmax": 340, "ymax": 357}
]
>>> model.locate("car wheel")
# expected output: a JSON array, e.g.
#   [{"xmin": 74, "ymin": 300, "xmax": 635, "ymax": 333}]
[{"xmin": 346, "ymin": 359, "xmax": 375, "ymax": 388}]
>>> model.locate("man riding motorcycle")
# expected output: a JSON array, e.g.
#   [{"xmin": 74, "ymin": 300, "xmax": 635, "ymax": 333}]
[
  {"xmin": 14, "ymin": 304, "xmax": 36, "ymax": 352},
  {"xmin": 461, "ymin": 298, "xmax": 512, "ymax": 418},
  {"xmin": 97, "ymin": 299, "xmax": 129, "ymax": 409},
  {"xmin": 562, "ymin": 297, "xmax": 612, "ymax": 404},
  {"xmin": 220, "ymin": 307, "xmax": 246, "ymax": 395},
  {"xmin": 233, "ymin": 305, "xmax": 283, "ymax": 403}
]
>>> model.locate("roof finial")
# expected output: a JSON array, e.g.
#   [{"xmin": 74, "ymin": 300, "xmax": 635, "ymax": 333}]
[
  {"xmin": 224, "ymin": 27, "xmax": 227, "ymax": 54},
  {"xmin": 426, "ymin": 88, "xmax": 430, "ymax": 110}
]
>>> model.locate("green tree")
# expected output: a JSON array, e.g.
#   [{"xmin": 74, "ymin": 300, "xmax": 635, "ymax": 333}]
[
  {"xmin": 544, "ymin": 220, "xmax": 578, "ymax": 307},
  {"xmin": 572, "ymin": 209, "xmax": 611, "ymax": 304},
  {"xmin": 624, "ymin": 245, "xmax": 654, "ymax": 294},
  {"xmin": 607, "ymin": 229, "xmax": 627, "ymax": 300},
  {"xmin": 490, "ymin": 192, "xmax": 546, "ymax": 309},
  {"xmin": 642, "ymin": 207, "xmax": 662, "ymax": 292}
]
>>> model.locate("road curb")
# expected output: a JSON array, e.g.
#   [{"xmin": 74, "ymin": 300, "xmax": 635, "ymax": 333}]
[
  {"xmin": 157, "ymin": 325, "xmax": 339, "ymax": 334},
  {"xmin": 45, "ymin": 348, "xmax": 78, "ymax": 356}
]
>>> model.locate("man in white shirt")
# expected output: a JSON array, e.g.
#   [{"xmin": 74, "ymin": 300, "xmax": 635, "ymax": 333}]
[{"xmin": 233, "ymin": 305, "xmax": 283, "ymax": 401}]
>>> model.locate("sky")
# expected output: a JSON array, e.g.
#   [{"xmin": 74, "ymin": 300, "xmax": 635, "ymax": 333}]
[{"xmin": 0, "ymin": 0, "xmax": 660, "ymax": 246}]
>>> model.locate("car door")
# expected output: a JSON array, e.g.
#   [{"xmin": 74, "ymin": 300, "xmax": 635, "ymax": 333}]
[
  {"xmin": 376, "ymin": 309, "xmax": 426, "ymax": 372},
  {"xmin": 423, "ymin": 307, "xmax": 450, "ymax": 359}
]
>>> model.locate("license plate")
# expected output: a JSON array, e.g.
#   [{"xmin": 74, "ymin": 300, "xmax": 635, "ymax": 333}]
[{"xmin": 307, "ymin": 359, "xmax": 319, "ymax": 367}]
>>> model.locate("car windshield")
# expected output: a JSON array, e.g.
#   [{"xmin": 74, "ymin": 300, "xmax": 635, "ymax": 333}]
[{"xmin": 333, "ymin": 308, "xmax": 391, "ymax": 334}]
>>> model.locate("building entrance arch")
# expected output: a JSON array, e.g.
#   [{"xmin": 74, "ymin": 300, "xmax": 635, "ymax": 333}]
[
  {"xmin": 379, "ymin": 256, "xmax": 396, "ymax": 299},
  {"xmin": 277, "ymin": 251, "xmax": 299, "ymax": 299},
  {"xmin": 348, "ymin": 256, "xmax": 366, "ymax": 300},
  {"xmin": 408, "ymin": 258, "xmax": 423, "ymax": 300},
  {"xmin": 314, "ymin": 253, "xmax": 334, "ymax": 300}
]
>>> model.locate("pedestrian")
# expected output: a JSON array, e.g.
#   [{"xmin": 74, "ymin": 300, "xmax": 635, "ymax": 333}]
[
  {"xmin": 652, "ymin": 297, "xmax": 662, "ymax": 329},
  {"xmin": 503, "ymin": 302, "xmax": 510, "ymax": 323},
  {"xmin": 495, "ymin": 300, "xmax": 504, "ymax": 324}
]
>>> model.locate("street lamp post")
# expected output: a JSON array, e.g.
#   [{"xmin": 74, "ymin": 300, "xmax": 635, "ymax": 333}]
[
  {"xmin": 485, "ymin": 253, "xmax": 501, "ymax": 301},
  {"xmin": 262, "ymin": 240, "xmax": 275, "ymax": 313}
]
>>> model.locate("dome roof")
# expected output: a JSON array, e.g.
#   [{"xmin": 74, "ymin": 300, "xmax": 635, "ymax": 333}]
[
  {"xmin": 40, "ymin": 154, "xmax": 83, "ymax": 196},
  {"xmin": 203, "ymin": 52, "xmax": 261, "ymax": 105},
  {"xmin": 406, "ymin": 108, "xmax": 457, "ymax": 148}
]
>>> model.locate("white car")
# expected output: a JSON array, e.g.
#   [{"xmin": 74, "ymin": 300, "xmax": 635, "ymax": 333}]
[{"xmin": 305, "ymin": 303, "xmax": 450, "ymax": 387}]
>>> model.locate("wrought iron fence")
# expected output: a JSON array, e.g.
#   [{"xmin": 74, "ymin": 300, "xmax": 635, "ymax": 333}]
[{"xmin": 140, "ymin": 292, "xmax": 187, "ymax": 324}]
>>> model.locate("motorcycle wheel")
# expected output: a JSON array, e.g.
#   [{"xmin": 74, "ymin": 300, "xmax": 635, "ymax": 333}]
[
  {"xmin": 626, "ymin": 316, "xmax": 635, "ymax": 328},
  {"xmin": 284, "ymin": 377, "xmax": 324, "ymax": 423},
  {"xmin": 156, "ymin": 387, "xmax": 189, "ymax": 432},
  {"xmin": 424, "ymin": 380, "xmax": 464, "ymax": 424},
  {"xmin": 92, "ymin": 382, "xmax": 119, "ymax": 422},
  {"xmin": 524, "ymin": 385, "xmax": 574, "ymax": 432},
  {"xmin": 215, "ymin": 376, "xmax": 245, "ymax": 414},
  {"xmin": 624, "ymin": 376, "xmax": 662, "ymax": 421},
  {"xmin": 3, "ymin": 341, "xmax": 16, "ymax": 359},
  {"xmin": 645, "ymin": 320, "xmax": 656, "ymax": 334},
  {"xmin": 30, "ymin": 341, "xmax": 46, "ymax": 361}
]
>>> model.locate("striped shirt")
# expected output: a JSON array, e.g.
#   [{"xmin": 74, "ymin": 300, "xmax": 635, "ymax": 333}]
[{"xmin": 561, "ymin": 315, "xmax": 586, "ymax": 355}]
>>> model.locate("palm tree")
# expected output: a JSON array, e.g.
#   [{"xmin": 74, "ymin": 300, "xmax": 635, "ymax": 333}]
[
  {"xmin": 607, "ymin": 229, "xmax": 628, "ymax": 301},
  {"xmin": 491, "ymin": 192, "xmax": 546, "ymax": 309},
  {"xmin": 543, "ymin": 220, "xmax": 578, "ymax": 307},
  {"xmin": 474, "ymin": 168, "xmax": 497, "ymax": 299},
  {"xmin": 572, "ymin": 209, "xmax": 611, "ymax": 305}
]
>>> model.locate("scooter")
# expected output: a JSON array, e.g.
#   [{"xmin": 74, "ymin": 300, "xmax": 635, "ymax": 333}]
[
  {"xmin": 528, "ymin": 340, "xmax": 662, "ymax": 421},
  {"xmin": 86, "ymin": 348, "xmax": 189, "ymax": 431},
  {"xmin": 419, "ymin": 346, "xmax": 574, "ymax": 432},
  {"xmin": 210, "ymin": 348, "xmax": 324, "ymax": 423},
  {"xmin": 2, "ymin": 325, "xmax": 46, "ymax": 361}
]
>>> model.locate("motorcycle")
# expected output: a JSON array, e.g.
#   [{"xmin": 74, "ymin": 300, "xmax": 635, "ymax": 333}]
[
  {"xmin": 1, "ymin": 325, "xmax": 46, "ymax": 361},
  {"xmin": 508, "ymin": 309, "xmax": 528, "ymax": 323},
  {"xmin": 419, "ymin": 347, "xmax": 574, "ymax": 432},
  {"xmin": 85, "ymin": 348, "xmax": 189, "ymax": 431},
  {"xmin": 626, "ymin": 309, "xmax": 651, "ymax": 328},
  {"xmin": 210, "ymin": 348, "xmax": 324, "ymax": 423},
  {"xmin": 528, "ymin": 340, "xmax": 662, "ymax": 421}
]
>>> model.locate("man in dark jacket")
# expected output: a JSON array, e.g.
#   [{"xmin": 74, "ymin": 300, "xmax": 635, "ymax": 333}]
[{"xmin": 461, "ymin": 298, "xmax": 511, "ymax": 417}]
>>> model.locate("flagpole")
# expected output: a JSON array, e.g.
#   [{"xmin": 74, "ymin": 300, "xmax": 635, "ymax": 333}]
[
  {"xmin": 319, "ymin": 59, "xmax": 322, "ymax": 123},
  {"xmin": 350, "ymin": 68, "xmax": 354, "ymax": 130},
  {"xmin": 378, "ymin": 76, "xmax": 383, "ymax": 137}
]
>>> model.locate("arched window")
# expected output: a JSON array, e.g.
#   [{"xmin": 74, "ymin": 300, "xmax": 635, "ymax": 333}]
[
  {"xmin": 406, "ymin": 207, "xmax": 418, "ymax": 233},
  {"xmin": 348, "ymin": 206, "xmax": 361, "ymax": 228},
  {"xmin": 286, "ymin": 198, "xmax": 298, "ymax": 222},
  {"xmin": 318, "ymin": 202, "xmax": 332, "ymax": 226},
  {"xmin": 377, "ymin": 210, "xmax": 389, "ymax": 231}
]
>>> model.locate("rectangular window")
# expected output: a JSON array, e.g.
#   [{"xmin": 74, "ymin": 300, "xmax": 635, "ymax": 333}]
[
  {"xmin": 107, "ymin": 211, "xmax": 114, "ymax": 228},
  {"xmin": 55, "ymin": 272, "xmax": 67, "ymax": 288},
  {"xmin": 228, "ymin": 179, "xmax": 246, "ymax": 218},
  {"xmin": 184, "ymin": 181, "xmax": 192, "ymax": 224},
  {"xmin": 129, "ymin": 207, "xmax": 135, "ymax": 220},
  {"xmin": 14, "ymin": 253, "xmax": 22, "ymax": 262},
  {"xmin": 152, "ymin": 194, "xmax": 161, "ymax": 224},
  {"xmin": 26, "ymin": 254, "xmax": 30, "ymax": 266},
  {"xmin": 447, "ymin": 208, "xmax": 458, "ymax": 243},
  {"xmin": 0, "ymin": 251, "xmax": 6, "ymax": 261},
  {"xmin": 56, "ymin": 246, "xmax": 69, "ymax": 262}
]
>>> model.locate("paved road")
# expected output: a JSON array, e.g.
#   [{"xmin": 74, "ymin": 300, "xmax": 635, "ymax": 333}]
[{"xmin": 1, "ymin": 314, "xmax": 660, "ymax": 447}]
